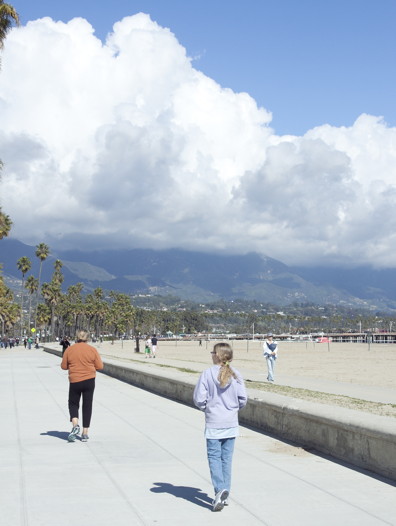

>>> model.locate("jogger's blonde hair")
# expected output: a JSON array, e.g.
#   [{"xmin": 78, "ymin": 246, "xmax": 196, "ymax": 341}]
[
  {"xmin": 213, "ymin": 342, "xmax": 238, "ymax": 387},
  {"xmin": 76, "ymin": 330, "xmax": 89, "ymax": 342}
]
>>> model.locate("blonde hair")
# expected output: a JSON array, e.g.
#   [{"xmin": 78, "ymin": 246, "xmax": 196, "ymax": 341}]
[
  {"xmin": 213, "ymin": 343, "xmax": 238, "ymax": 388},
  {"xmin": 76, "ymin": 330, "xmax": 89, "ymax": 342}
]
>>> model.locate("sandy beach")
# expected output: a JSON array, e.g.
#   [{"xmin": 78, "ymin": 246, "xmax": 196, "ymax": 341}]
[
  {"xmin": 85, "ymin": 339, "xmax": 396, "ymax": 418},
  {"xmin": 96, "ymin": 338, "xmax": 396, "ymax": 389},
  {"xmin": 73, "ymin": 338, "xmax": 396, "ymax": 417}
]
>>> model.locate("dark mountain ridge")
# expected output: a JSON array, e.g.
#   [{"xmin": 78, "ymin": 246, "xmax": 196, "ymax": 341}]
[{"xmin": 2, "ymin": 238, "xmax": 396, "ymax": 310}]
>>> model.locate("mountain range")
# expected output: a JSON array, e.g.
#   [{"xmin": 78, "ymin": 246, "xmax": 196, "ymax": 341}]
[{"xmin": 2, "ymin": 238, "xmax": 396, "ymax": 311}]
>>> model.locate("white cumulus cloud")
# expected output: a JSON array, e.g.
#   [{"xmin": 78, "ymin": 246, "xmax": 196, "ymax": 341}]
[{"xmin": 1, "ymin": 13, "xmax": 395, "ymax": 268}]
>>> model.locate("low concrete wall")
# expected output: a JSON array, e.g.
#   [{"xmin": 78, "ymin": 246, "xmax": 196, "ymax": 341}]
[
  {"xmin": 103, "ymin": 360, "xmax": 195, "ymax": 406},
  {"xmin": 45, "ymin": 346, "xmax": 396, "ymax": 482},
  {"xmin": 244, "ymin": 395, "xmax": 396, "ymax": 482}
]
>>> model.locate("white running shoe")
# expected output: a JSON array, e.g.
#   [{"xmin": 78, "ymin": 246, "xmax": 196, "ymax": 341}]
[
  {"xmin": 67, "ymin": 425, "xmax": 80, "ymax": 442},
  {"xmin": 212, "ymin": 489, "xmax": 229, "ymax": 512}
]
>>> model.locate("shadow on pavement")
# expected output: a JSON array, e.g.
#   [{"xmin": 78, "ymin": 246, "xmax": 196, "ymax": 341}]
[
  {"xmin": 150, "ymin": 482, "xmax": 212, "ymax": 510},
  {"xmin": 40, "ymin": 430, "xmax": 70, "ymax": 441}
]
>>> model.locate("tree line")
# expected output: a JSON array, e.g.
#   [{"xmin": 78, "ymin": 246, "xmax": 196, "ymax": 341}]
[{"xmin": 1, "ymin": 241, "xmax": 210, "ymax": 342}]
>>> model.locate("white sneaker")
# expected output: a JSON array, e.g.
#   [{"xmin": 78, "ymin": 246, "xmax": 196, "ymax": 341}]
[
  {"xmin": 67, "ymin": 425, "xmax": 80, "ymax": 442},
  {"xmin": 212, "ymin": 489, "xmax": 229, "ymax": 512}
]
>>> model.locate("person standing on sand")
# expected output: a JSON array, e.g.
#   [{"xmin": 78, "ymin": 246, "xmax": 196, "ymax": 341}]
[
  {"xmin": 61, "ymin": 330, "xmax": 103, "ymax": 442},
  {"xmin": 145, "ymin": 336, "xmax": 152, "ymax": 358},
  {"xmin": 193, "ymin": 342, "xmax": 247, "ymax": 512},
  {"xmin": 151, "ymin": 334, "xmax": 158, "ymax": 358},
  {"xmin": 263, "ymin": 333, "xmax": 278, "ymax": 382}
]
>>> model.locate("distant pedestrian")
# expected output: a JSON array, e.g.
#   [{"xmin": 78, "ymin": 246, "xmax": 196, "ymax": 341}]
[
  {"xmin": 263, "ymin": 333, "xmax": 278, "ymax": 382},
  {"xmin": 145, "ymin": 337, "xmax": 152, "ymax": 358},
  {"xmin": 61, "ymin": 330, "xmax": 103, "ymax": 443},
  {"xmin": 60, "ymin": 336, "xmax": 71, "ymax": 356},
  {"xmin": 151, "ymin": 334, "xmax": 158, "ymax": 358},
  {"xmin": 193, "ymin": 342, "xmax": 247, "ymax": 512}
]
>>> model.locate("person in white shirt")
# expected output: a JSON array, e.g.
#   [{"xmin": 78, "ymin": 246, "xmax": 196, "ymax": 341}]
[{"xmin": 263, "ymin": 333, "xmax": 278, "ymax": 382}]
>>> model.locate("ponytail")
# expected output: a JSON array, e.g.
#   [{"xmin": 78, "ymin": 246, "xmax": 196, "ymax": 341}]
[{"xmin": 213, "ymin": 343, "xmax": 238, "ymax": 387}]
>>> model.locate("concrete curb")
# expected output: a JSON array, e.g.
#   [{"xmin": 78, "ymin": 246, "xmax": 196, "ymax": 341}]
[
  {"xmin": 44, "ymin": 346, "xmax": 396, "ymax": 482},
  {"xmin": 244, "ymin": 395, "xmax": 396, "ymax": 481}
]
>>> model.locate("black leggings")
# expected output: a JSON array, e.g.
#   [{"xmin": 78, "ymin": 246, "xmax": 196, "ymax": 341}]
[{"xmin": 68, "ymin": 378, "xmax": 96, "ymax": 428}]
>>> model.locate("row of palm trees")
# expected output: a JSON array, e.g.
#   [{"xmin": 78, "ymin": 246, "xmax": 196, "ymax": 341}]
[
  {"xmin": 15, "ymin": 243, "xmax": 51, "ymax": 338},
  {"xmin": 9, "ymin": 240, "xmax": 209, "ymax": 343}
]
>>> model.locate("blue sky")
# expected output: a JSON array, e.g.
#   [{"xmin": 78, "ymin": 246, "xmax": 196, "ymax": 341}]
[
  {"xmin": 1, "ymin": 0, "xmax": 396, "ymax": 267},
  {"xmin": 12, "ymin": 0, "xmax": 396, "ymax": 136}
]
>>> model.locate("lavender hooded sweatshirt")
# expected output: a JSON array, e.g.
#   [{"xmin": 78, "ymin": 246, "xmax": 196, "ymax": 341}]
[{"xmin": 193, "ymin": 365, "xmax": 248, "ymax": 428}]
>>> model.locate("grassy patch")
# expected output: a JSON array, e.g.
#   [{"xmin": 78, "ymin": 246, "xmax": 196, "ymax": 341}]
[
  {"xmin": 154, "ymin": 363, "xmax": 199, "ymax": 374},
  {"xmin": 102, "ymin": 353, "xmax": 199, "ymax": 375},
  {"xmin": 245, "ymin": 379, "xmax": 396, "ymax": 418}
]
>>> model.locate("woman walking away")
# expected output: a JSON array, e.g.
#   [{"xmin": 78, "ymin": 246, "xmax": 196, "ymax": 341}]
[
  {"xmin": 193, "ymin": 342, "xmax": 247, "ymax": 512},
  {"xmin": 263, "ymin": 333, "xmax": 278, "ymax": 382},
  {"xmin": 61, "ymin": 330, "xmax": 103, "ymax": 442}
]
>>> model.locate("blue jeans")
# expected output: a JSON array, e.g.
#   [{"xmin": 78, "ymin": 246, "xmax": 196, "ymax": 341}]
[
  {"xmin": 206, "ymin": 437, "xmax": 235, "ymax": 494},
  {"xmin": 266, "ymin": 356, "xmax": 276, "ymax": 381}
]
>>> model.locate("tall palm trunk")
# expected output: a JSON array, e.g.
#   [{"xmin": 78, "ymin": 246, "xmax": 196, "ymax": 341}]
[
  {"xmin": 50, "ymin": 305, "xmax": 55, "ymax": 341},
  {"xmin": 20, "ymin": 276, "xmax": 24, "ymax": 338}
]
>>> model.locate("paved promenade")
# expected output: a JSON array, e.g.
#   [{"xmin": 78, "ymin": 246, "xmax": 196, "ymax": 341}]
[{"xmin": 2, "ymin": 348, "xmax": 396, "ymax": 526}]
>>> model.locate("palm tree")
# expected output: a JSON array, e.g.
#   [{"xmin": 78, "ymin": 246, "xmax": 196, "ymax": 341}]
[
  {"xmin": 36, "ymin": 303, "xmax": 51, "ymax": 342},
  {"xmin": 39, "ymin": 259, "xmax": 65, "ymax": 340},
  {"xmin": 130, "ymin": 307, "xmax": 157, "ymax": 352},
  {"xmin": 85, "ymin": 288, "xmax": 108, "ymax": 338},
  {"xmin": 41, "ymin": 281, "xmax": 62, "ymax": 341},
  {"xmin": 0, "ymin": 207, "xmax": 12, "ymax": 239},
  {"xmin": 16, "ymin": 256, "xmax": 31, "ymax": 338},
  {"xmin": 0, "ymin": 1, "xmax": 19, "ymax": 50},
  {"xmin": 106, "ymin": 292, "xmax": 135, "ymax": 344},
  {"xmin": 35, "ymin": 243, "xmax": 50, "ymax": 292},
  {"xmin": 0, "ymin": 272, "xmax": 18, "ymax": 336},
  {"xmin": 25, "ymin": 275, "xmax": 38, "ymax": 334},
  {"xmin": 34, "ymin": 243, "xmax": 50, "ymax": 328},
  {"xmin": 52, "ymin": 259, "xmax": 64, "ymax": 285},
  {"xmin": 58, "ymin": 283, "xmax": 84, "ymax": 337},
  {"xmin": 0, "ymin": 162, "xmax": 12, "ymax": 240}
]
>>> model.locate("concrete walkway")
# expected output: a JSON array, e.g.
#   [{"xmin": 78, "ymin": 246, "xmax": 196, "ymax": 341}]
[{"xmin": 1, "ymin": 349, "xmax": 396, "ymax": 526}]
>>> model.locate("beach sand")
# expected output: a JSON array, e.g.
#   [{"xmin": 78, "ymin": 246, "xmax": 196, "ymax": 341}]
[
  {"xmin": 89, "ymin": 338, "xmax": 396, "ymax": 417},
  {"xmin": 97, "ymin": 338, "xmax": 396, "ymax": 387}
]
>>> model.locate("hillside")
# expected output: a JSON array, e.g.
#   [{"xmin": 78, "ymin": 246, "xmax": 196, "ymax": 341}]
[{"xmin": 2, "ymin": 238, "xmax": 396, "ymax": 310}]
